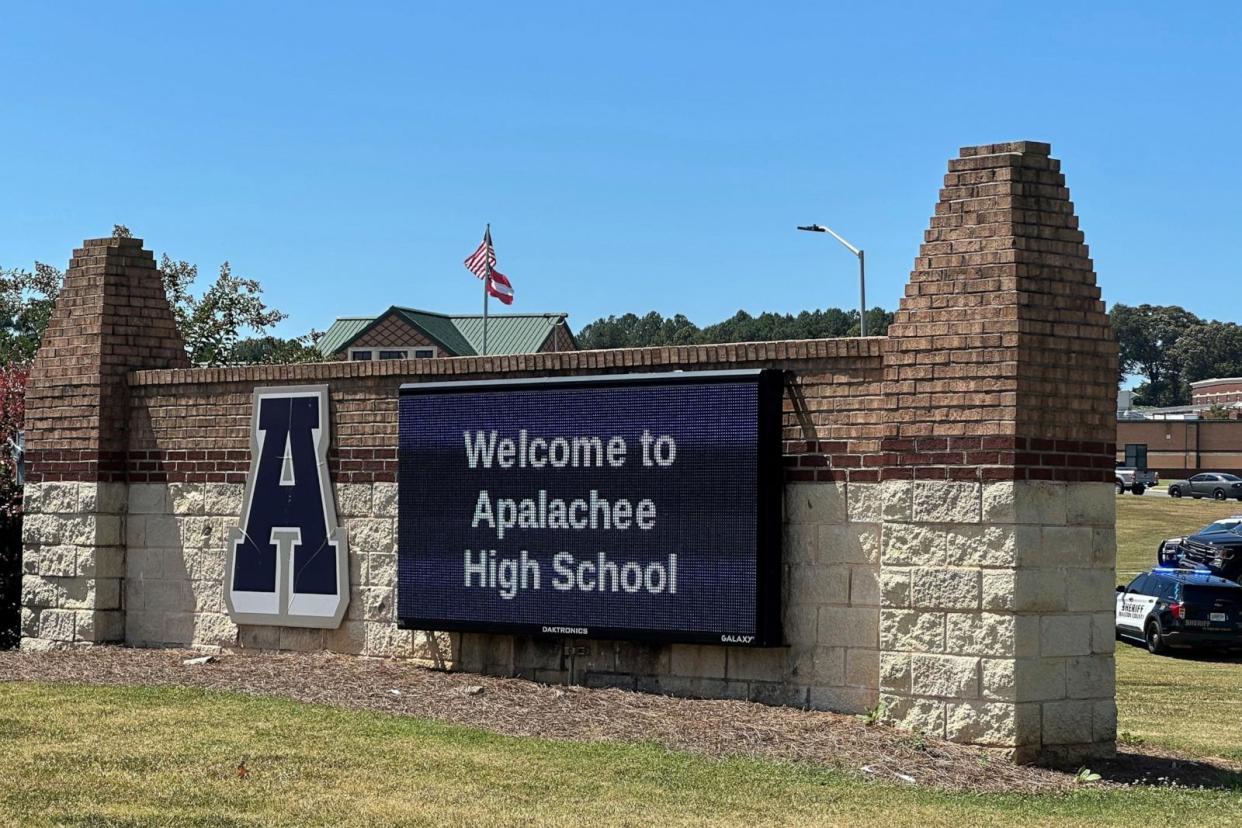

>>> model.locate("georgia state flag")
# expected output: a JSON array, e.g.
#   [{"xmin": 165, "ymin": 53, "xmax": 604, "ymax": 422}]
[{"xmin": 487, "ymin": 270, "xmax": 514, "ymax": 305}]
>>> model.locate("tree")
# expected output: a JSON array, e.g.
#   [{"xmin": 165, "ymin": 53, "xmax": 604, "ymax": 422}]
[
  {"xmin": 1204, "ymin": 403, "xmax": 1233, "ymax": 421},
  {"xmin": 158, "ymin": 256, "xmax": 288, "ymax": 366},
  {"xmin": 854, "ymin": 307, "xmax": 895, "ymax": 338},
  {"xmin": 576, "ymin": 306, "xmax": 894, "ymax": 350},
  {"xmin": 1110, "ymin": 303, "xmax": 1204, "ymax": 407},
  {"xmin": 1168, "ymin": 321, "xmax": 1242, "ymax": 389},
  {"xmin": 577, "ymin": 312, "xmax": 701, "ymax": 349},
  {"xmin": 231, "ymin": 332, "xmax": 325, "ymax": 365},
  {"xmin": 0, "ymin": 263, "xmax": 64, "ymax": 365}
]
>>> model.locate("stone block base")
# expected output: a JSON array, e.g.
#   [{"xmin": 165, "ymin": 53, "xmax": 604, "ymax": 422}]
[{"xmin": 877, "ymin": 480, "xmax": 1116, "ymax": 765}]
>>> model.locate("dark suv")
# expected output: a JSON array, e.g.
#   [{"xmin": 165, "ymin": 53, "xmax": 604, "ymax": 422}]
[
  {"xmin": 1116, "ymin": 569, "xmax": 1242, "ymax": 654},
  {"xmin": 1157, "ymin": 520, "xmax": 1242, "ymax": 582}
]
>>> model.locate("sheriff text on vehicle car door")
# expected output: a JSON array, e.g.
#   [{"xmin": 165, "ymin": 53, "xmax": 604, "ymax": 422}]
[{"xmin": 1116, "ymin": 574, "xmax": 1158, "ymax": 631}]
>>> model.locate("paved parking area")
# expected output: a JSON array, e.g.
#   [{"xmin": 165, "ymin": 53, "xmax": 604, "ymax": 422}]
[{"xmin": 1119, "ymin": 486, "xmax": 1169, "ymax": 498}]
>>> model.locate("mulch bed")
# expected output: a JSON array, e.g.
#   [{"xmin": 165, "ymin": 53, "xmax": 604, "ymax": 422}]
[{"xmin": 1, "ymin": 647, "xmax": 1238, "ymax": 794}]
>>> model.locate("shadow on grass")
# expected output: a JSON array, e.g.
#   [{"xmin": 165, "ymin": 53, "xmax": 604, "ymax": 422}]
[
  {"xmin": 1091, "ymin": 751, "xmax": 1242, "ymax": 791},
  {"xmin": 1117, "ymin": 635, "xmax": 1242, "ymax": 664},
  {"xmin": 1167, "ymin": 648, "xmax": 1242, "ymax": 665}
]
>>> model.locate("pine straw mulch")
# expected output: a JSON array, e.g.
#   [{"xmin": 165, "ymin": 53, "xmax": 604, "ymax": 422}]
[{"xmin": 2, "ymin": 647, "xmax": 1239, "ymax": 795}]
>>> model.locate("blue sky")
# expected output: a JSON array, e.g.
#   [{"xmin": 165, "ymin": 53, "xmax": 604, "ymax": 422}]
[{"xmin": 1, "ymin": 3, "xmax": 1238, "ymax": 340}]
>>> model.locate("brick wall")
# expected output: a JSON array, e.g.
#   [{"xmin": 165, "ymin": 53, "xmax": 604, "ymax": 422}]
[
  {"xmin": 113, "ymin": 342, "xmax": 887, "ymax": 692},
  {"xmin": 19, "ymin": 141, "xmax": 1118, "ymax": 765}
]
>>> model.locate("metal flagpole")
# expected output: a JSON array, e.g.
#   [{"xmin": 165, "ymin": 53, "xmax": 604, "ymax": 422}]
[{"xmin": 482, "ymin": 223, "xmax": 490, "ymax": 356}]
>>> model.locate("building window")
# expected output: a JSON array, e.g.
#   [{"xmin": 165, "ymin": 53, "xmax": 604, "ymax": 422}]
[
  {"xmin": 1124, "ymin": 443, "xmax": 1148, "ymax": 470},
  {"xmin": 349, "ymin": 345, "xmax": 438, "ymax": 361}
]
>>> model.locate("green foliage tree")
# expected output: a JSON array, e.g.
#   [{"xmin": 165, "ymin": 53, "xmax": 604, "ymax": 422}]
[
  {"xmin": 1109, "ymin": 303, "xmax": 1204, "ymax": 407},
  {"xmin": 576, "ymin": 307, "xmax": 893, "ymax": 350},
  {"xmin": 231, "ymin": 332, "xmax": 325, "ymax": 365},
  {"xmin": 575, "ymin": 312, "xmax": 701, "ymax": 349},
  {"xmin": 1168, "ymin": 321, "xmax": 1242, "ymax": 389},
  {"xmin": 1203, "ymin": 403, "xmax": 1233, "ymax": 421},
  {"xmin": 158, "ymin": 256, "xmax": 288, "ymax": 366},
  {"xmin": 0, "ymin": 263, "xmax": 64, "ymax": 364}
]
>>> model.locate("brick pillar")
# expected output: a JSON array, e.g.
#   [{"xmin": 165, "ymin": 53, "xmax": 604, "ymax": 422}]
[
  {"xmin": 20, "ymin": 236, "xmax": 188, "ymax": 649},
  {"xmin": 877, "ymin": 142, "xmax": 1118, "ymax": 763}
]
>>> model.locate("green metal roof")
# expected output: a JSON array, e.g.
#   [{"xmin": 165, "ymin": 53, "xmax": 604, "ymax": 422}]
[
  {"xmin": 392, "ymin": 307, "xmax": 477, "ymax": 356},
  {"xmin": 317, "ymin": 306, "xmax": 567, "ymax": 357},
  {"xmin": 450, "ymin": 313, "xmax": 563, "ymax": 356},
  {"xmin": 317, "ymin": 317, "xmax": 373, "ymax": 356}
]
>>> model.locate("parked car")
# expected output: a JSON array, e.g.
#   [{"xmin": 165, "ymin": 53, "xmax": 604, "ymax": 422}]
[
  {"xmin": 1166, "ymin": 472, "xmax": 1242, "ymax": 500},
  {"xmin": 1116, "ymin": 568, "xmax": 1242, "ymax": 654},
  {"xmin": 1115, "ymin": 462, "xmax": 1158, "ymax": 495}
]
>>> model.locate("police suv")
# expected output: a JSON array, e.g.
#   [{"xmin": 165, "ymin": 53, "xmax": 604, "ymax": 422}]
[
  {"xmin": 1157, "ymin": 517, "xmax": 1242, "ymax": 582},
  {"xmin": 1115, "ymin": 568, "xmax": 1242, "ymax": 654}
]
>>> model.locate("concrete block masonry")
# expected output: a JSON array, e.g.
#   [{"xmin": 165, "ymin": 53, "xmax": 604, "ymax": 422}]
[
  {"xmin": 877, "ymin": 479, "xmax": 1116, "ymax": 763},
  {"xmin": 18, "ymin": 141, "xmax": 1118, "ymax": 764}
]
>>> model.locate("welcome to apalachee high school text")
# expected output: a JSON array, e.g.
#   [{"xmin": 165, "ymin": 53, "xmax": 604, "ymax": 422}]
[{"xmin": 462, "ymin": 428, "xmax": 680, "ymax": 600}]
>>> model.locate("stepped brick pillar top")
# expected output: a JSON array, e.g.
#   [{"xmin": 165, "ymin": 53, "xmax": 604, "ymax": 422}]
[
  {"xmin": 876, "ymin": 142, "xmax": 1119, "ymax": 765},
  {"xmin": 25, "ymin": 236, "xmax": 189, "ymax": 483},
  {"xmin": 20, "ymin": 236, "xmax": 189, "ymax": 650},
  {"xmin": 883, "ymin": 139, "xmax": 1116, "ymax": 473}
]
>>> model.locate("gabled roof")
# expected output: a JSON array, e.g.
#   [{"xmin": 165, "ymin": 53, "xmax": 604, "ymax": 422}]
[
  {"xmin": 316, "ymin": 317, "xmax": 373, "ymax": 356},
  {"xmin": 450, "ymin": 313, "xmax": 566, "ymax": 356},
  {"xmin": 317, "ymin": 306, "xmax": 570, "ymax": 358},
  {"xmin": 392, "ymin": 307, "xmax": 476, "ymax": 355}
]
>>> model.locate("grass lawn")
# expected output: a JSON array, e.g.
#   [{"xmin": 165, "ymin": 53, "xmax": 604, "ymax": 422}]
[
  {"xmin": 1114, "ymin": 494, "xmax": 1242, "ymax": 763},
  {"xmin": 1, "ymin": 494, "xmax": 1239, "ymax": 826},
  {"xmin": 1114, "ymin": 490, "xmax": 1241, "ymax": 582},
  {"xmin": 1, "ymin": 681, "xmax": 1240, "ymax": 828}
]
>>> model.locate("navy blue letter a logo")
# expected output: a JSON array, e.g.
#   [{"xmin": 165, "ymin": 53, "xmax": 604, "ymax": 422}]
[{"xmin": 225, "ymin": 385, "xmax": 349, "ymax": 628}]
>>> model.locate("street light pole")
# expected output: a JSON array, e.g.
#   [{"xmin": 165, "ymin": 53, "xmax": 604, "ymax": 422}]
[
  {"xmin": 797, "ymin": 223, "xmax": 868, "ymax": 337},
  {"xmin": 857, "ymin": 249, "xmax": 866, "ymax": 337}
]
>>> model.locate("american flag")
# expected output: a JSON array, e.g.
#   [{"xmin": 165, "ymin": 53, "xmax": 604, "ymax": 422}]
[{"xmin": 463, "ymin": 226, "xmax": 496, "ymax": 279}]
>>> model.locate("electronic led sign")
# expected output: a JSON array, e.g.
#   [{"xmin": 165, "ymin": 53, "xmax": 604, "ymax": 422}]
[{"xmin": 396, "ymin": 369, "xmax": 783, "ymax": 645}]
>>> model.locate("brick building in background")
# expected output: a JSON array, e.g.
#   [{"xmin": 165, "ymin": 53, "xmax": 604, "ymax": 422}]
[
  {"xmin": 19, "ymin": 141, "xmax": 1118, "ymax": 764},
  {"xmin": 1191, "ymin": 378, "xmax": 1242, "ymax": 407},
  {"xmin": 1116, "ymin": 377, "xmax": 1242, "ymax": 477}
]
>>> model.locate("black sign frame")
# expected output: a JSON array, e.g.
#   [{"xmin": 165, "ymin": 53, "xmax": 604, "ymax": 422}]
[{"xmin": 396, "ymin": 368, "xmax": 785, "ymax": 646}]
